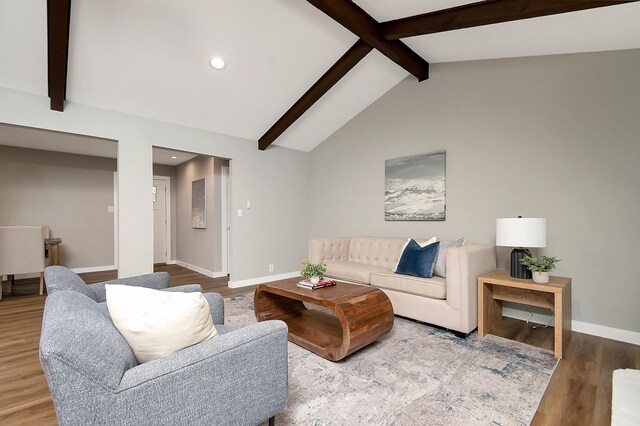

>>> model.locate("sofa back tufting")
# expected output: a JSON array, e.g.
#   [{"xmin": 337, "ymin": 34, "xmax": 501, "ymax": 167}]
[{"xmin": 347, "ymin": 237, "xmax": 408, "ymax": 269}]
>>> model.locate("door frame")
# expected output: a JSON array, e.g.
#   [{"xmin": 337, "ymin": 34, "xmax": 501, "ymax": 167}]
[
  {"xmin": 221, "ymin": 165, "xmax": 230, "ymax": 276},
  {"xmin": 113, "ymin": 172, "xmax": 119, "ymax": 269},
  {"xmin": 153, "ymin": 175, "xmax": 172, "ymax": 263}
]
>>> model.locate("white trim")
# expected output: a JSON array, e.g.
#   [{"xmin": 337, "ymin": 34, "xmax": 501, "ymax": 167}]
[
  {"xmin": 153, "ymin": 175, "xmax": 172, "ymax": 263},
  {"xmin": 572, "ymin": 320, "xmax": 640, "ymax": 346},
  {"xmin": 228, "ymin": 271, "xmax": 299, "ymax": 288},
  {"xmin": 12, "ymin": 265, "xmax": 116, "ymax": 280},
  {"xmin": 175, "ymin": 260, "xmax": 226, "ymax": 278},
  {"xmin": 220, "ymin": 165, "xmax": 229, "ymax": 276},
  {"xmin": 71, "ymin": 265, "xmax": 117, "ymax": 274},
  {"xmin": 166, "ymin": 260, "xmax": 177, "ymax": 265},
  {"xmin": 113, "ymin": 172, "xmax": 119, "ymax": 269},
  {"xmin": 502, "ymin": 307, "xmax": 640, "ymax": 346}
]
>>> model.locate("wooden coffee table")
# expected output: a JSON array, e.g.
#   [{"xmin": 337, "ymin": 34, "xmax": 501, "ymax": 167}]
[{"xmin": 254, "ymin": 278, "xmax": 394, "ymax": 361}]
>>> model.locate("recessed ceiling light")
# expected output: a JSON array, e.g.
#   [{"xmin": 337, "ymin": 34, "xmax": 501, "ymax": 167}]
[
  {"xmin": 171, "ymin": 156, "xmax": 177, "ymax": 159},
  {"xmin": 209, "ymin": 56, "xmax": 226, "ymax": 70}
]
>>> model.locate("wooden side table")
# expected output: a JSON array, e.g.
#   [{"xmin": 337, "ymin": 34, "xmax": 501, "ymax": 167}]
[
  {"xmin": 478, "ymin": 270, "xmax": 571, "ymax": 359},
  {"xmin": 45, "ymin": 238, "xmax": 62, "ymax": 266}
]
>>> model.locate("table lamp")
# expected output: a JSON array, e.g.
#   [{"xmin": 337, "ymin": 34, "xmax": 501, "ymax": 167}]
[{"xmin": 496, "ymin": 217, "xmax": 546, "ymax": 279}]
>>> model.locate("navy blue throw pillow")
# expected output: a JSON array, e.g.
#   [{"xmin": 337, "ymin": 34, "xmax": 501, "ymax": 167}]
[{"xmin": 395, "ymin": 240, "xmax": 440, "ymax": 278}]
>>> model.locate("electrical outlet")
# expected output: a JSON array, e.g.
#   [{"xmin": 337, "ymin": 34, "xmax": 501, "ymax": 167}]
[{"xmin": 269, "ymin": 264, "xmax": 274, "ymax": 272}]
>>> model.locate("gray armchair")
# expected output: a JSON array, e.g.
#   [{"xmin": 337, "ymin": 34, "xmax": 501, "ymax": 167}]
[{"xmin": 39, "ymin": 269, "xmax": 289, "ymax": 425}]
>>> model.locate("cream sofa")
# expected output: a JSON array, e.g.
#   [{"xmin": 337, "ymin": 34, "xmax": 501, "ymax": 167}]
[{"xmin": 309, "ymin": 236, "xmax": 496, "ymax": 335}]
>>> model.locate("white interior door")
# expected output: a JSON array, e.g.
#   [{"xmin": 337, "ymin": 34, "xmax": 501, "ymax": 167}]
[{"xmin": 153, "ymin": 179, "xmax": 167, "ymax": 264}]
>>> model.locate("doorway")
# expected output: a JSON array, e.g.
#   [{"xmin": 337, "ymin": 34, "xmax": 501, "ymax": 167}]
[{"xmin": 153, "ymin": 177, "xmax": 170, "ymax": 264}]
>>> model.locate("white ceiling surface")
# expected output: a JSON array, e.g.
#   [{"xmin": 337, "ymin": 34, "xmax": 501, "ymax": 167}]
[
  {"xmin": 152, "ymin": 147, "xmax": 199, "ymax": 167},
  {"xmin": 0, "ymin": 123, "xmax": 196, "ymax": 166},
  {"xmin": 0, "ymin": 123, "xmax": 117, "ymax": 159},
  {"xmin": 1, "ymin": 1, "xmax": 639, "ymax": 153}
]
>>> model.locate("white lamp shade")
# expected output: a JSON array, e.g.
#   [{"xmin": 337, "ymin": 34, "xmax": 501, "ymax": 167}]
[{"xmin": 496, "ymin": 218, "xmax": 547, "ymax": 248}]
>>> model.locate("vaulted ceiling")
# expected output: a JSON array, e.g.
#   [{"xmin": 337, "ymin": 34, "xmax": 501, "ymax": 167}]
[{"xmin": 1, "ymin": 1, "xmax": 639, "ymax": 152}]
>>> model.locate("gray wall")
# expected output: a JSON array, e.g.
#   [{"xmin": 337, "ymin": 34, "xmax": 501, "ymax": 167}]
[
  {"xmin": 175, "ymin": 156, "xmax": 229, "ymax": 274},
  {"xmin": 0, "ymin": 145, "xmax": 116, "ymax": 269},
  {"xmin": 309, "ymin": 49, "xmax": 640, "ymax": 333}
]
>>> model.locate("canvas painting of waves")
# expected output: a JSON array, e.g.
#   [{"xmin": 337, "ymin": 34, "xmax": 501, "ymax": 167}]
[{"xmin": 385, "ymin": 151, "xmax": 446, "ymax": 221}]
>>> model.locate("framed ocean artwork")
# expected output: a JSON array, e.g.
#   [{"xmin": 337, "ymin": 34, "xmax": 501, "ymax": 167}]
[
  {"xmin": 385, "ymin": 151, "xmax": 446, "ymax": 221},
  {"xmin": 192, "ymin": 178, "xmax": 207, "ymax": 228}
]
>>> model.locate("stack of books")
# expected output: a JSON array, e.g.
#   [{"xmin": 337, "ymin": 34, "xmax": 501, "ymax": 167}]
[{"xmin": 297, "ymin": 278, "xmax": 337, "ymax": 290}]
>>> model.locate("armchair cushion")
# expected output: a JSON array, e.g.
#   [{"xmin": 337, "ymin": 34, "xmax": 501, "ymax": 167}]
[
  {"xmin": 44, "ymin": 265, "xmax": 96, "ymax": 299},
  {"xmin": 40, "ymin": 291, "xmax": 138, "ymax": 391},
  {"xmin": 106, "ymin": 285, "xmax": 218, "ymax": 363},
  {"xmin": 90, "ymin": 280, "xmax": 200, "ymax": 302}
]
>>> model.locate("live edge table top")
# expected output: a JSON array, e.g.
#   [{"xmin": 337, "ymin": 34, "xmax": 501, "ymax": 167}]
[{"xmin": 254, "ymin": 277, "xmax": 394, "ymax": 361}]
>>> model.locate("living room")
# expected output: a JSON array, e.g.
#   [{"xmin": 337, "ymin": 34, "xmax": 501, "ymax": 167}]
[{"xmin": 1, "ymin": 1, "xmax": 639, "ymax": 425}]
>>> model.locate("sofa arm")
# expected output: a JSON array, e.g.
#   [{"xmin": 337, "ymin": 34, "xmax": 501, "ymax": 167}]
[
  {"xmin": 445, "ymin": 244, "xmax": 496, "ymax": 332},
  {"xmin": 89, "ymin": 272, "xmax": 171, "ymax": 302},
  {"xmin": 116, "ymin": 321, "xmax": 288, "ymax": 424},
  {"xmin": 203, "ymin": 292, "xmax": 224, "ymax": 325},
  {"xmin": 309, "ymin": 237, "xmax": 351, "ymax": 264}
]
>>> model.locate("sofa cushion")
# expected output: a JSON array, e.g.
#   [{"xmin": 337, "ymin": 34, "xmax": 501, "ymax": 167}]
[
  {"xmin": 370, "ymin": 272, "xmax": 446, "ymax": 299},
  {"xmin": 325, "ymin": 261, "xmax": 388, "ymax": 284},
  {"xmin": 394, "ymin": 240, "xmax": 439, "ymax": 278},
  {"xmin": 106, "ymin": 284, "xmax": 218, "ymax": 363}
]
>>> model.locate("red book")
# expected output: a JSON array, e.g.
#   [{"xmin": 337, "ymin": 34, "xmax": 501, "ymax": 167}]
[{"xmin": 311, "ymin": 280, "xmax": 336, "ymax": 290}]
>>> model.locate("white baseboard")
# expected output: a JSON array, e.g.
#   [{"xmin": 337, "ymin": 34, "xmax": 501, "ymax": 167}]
[
  {"xmin": 228, "ymin": 271, "xmax": 299, "ymax": 288},
  {"xmin": 6, "ymin": 265, "xmax": 116, "ymax": 280},
  {"xmin": 166, "ymin": 260, "xmax": 177, "ymax": 265},
  {"xmin": 502, "ymin": 307, "xmax": 640, "ymax": 346},
  {"xmin": 571, "ymin": 320, "xmax": 640, "ymax": 346},
  {"xmin": 174, "ymin": 260, "xmax": 227, "ymax": 279}
]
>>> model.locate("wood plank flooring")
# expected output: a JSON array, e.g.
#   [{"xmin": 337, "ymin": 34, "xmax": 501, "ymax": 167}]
[{"xmin": 1, "ymin": 266, "xmax": 637, "ymax": 425}]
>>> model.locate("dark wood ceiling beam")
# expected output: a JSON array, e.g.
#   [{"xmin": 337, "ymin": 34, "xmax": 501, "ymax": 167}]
[
  {"xmin": 47, "ymin": 0, "xmax": 72, "ymax": 112},
  {"xmin": 380, "ymin": 0, "xmax": 638, "ymax": 40},
  {"xmin": 307, "ymin": 0, "xmax": 429, "ymax": 81},
  {"xmin": 258, "ymin": 39, "xmax": 373, "ymax": 151}
]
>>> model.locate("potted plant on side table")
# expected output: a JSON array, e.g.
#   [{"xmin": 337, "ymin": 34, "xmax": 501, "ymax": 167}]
[
  {"xmin": 520, "ymin": 255, "xmax": 561, "ymax": 284},
  {"xmin": 301, "ymin": 261, "xmax": 327, "ymax": 285}
]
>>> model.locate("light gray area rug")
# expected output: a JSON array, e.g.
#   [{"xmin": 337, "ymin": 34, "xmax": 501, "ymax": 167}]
[{"xmin": 224, "ymin": 294, "xmax": 557, "ymax": 426}]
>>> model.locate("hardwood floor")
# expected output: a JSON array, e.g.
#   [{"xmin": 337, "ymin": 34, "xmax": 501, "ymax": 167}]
[{"xmin": 0, "ymin": 267, "xmax": 637, "ymax": 425}]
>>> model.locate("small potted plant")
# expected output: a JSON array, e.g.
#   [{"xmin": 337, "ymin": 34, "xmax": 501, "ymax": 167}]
[
  {"xmin": 520, "ymin": 255, "xmax": 560, "ymax": 284},
  {"xmin": 301, "ymin": 261, "xmax": 327, "ymax": 284}
]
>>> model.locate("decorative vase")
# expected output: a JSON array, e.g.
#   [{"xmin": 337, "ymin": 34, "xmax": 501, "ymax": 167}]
[
  {"xmin": 309, "ymin": 275, "xmax": 320, "ymax": 285},
  {"xmin": 532, "ymin": 271, "xmax": 549, "ymax": 284}
]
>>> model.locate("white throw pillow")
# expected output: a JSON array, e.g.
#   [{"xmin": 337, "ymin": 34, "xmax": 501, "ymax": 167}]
[
  {"xmin": 434, "ymin": 237, "xmax": 465, "ymax": 278},
  {"xmin": 418, "ymin": 236, "xmax": 438, "ymax": 248},
  {"xmin": 105, "ymin": 284, "xmax": 218, "ymax": 363}
]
